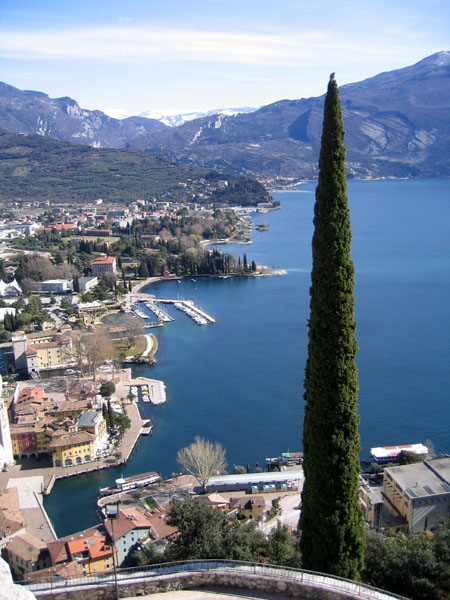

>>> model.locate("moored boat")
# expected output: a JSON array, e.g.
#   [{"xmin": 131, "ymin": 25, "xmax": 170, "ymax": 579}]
[{"xmin": 99, "ymin": 471, "xmax": 160, "ymax": 496}]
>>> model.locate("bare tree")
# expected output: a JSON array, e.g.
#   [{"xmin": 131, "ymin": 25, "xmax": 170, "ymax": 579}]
[
  {"xmin": 117, "ymin": 314, "xmax": 145, "ymax": 349},
  {"xmin": 81, "ymin": 329, "xmax": 114, "ymax": 380},
  {"xmin": 177, "ymin": 436, "xmax": 227, "ymax": 493}
]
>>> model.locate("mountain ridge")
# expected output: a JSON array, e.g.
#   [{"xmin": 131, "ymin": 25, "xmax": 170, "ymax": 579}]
[
  {"xmin": 0, "ymin": 131, "xmax": 269, "ymax": 204},
  {"xmin": 1, "ymin": 51, "xmax": 449, "ymax": 179}
]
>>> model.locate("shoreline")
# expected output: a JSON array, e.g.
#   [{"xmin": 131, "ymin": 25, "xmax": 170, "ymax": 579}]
[{"xmin": 129, "ymin": 267, "xmax": 286, "ymax": 294}]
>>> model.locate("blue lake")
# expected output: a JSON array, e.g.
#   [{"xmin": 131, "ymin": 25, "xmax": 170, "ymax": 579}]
[{"xmin": 45, "ymin": 178, "xmax": 450, "ymax": 536}]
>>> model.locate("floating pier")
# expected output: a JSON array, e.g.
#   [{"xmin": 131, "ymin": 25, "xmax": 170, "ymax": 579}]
[
  {"xmin": 144, "ymin": 301, "xmax": 174, "ymax": 322},
  {"xmin": 129, "ymin": 296, "xmax": 215, "ymax": 325},
  {"xmin": 160, "ymin": 298, "xmax": 216, "ymax": 324}
]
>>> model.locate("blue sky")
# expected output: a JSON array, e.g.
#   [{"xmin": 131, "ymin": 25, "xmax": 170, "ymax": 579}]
[{"xmin": 1, "ymin": 0, "xmax": 449, "ymax": 117}]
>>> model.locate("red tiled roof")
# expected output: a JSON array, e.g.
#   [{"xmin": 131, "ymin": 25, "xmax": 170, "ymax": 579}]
[
  {"xmin": 104, "ymin": 508, "xmax": 152, "ymax": 541},
  {"xmin": 92, "ymin": 256, "xmax": 115, "ymax": 265}
]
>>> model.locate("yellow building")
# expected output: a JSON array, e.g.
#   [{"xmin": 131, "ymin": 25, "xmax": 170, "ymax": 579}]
[
  {"xmin": 48, "ymin": 431, "xmax": 95, "ymax": 467},
  {"xmin": 66, "ymin": 529, "xmax": 116, "ymax": 575},
  {"xmin": 77, "ymin": 411, "xmax": 107, "ymax": 453},
  {"xmin": 52, "ymin": 401, "xmax": 89, "ymax": 420},
  {"xmin": 360, "ymin": 457, "xmax": 450, "ymax": 534},
  {"xmin": 232, "ymin": 496, "xmax": 266, "ymax": 521},
  {"xmin": 12, "ymin": 330, "xmax": 74, "ymax": 374},
  {"xmin": 382, "ymin": 458, "xmax": 450, "ymax": 533}
]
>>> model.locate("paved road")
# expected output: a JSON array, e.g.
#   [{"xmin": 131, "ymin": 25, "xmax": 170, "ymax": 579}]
[{"xmin": 260, "ymin": 491, "xmax": 302, "ymax": 535}]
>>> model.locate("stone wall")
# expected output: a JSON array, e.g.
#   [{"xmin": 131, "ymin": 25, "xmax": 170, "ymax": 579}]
[{"xmin": 30, "ymin": 569, "xmax": 397, "ymax": 600}]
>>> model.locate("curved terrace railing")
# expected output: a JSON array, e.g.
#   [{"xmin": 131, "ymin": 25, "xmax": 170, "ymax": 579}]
[{"xmin": 23, "ymin": 559, "xmax": 410, "ymax": 600}]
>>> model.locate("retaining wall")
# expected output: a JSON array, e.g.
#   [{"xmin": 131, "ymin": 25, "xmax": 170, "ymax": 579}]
[{"xmin": 26, "ymin": 564, "xmax": 407, "ymax": 600}]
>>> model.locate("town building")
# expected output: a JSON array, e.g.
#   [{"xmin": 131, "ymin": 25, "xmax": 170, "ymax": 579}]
[
  {"xmin": 40, "ymin": 279, "xmax": 73, "ymax": 294},
  {"xmin": 103, "ymin": 508, "xmax": 153, "ymax": 566},
  {"xmin": 78, "ymin": 276, "xmax": 98, "ymax": 292},
  {"xmin": 230, "ymin": 496, "xmax": 266, "ymax": 521},
  {"xmin": 144, "ymin": 508, "xmax": 178, "ymax": 550},
  {"xmin": 9, "ymin": 380, "xmax": 107, "ymax": 463},
  {"xmin": 0, "ymin": 279, "xmax": 21, "ymax": 297},
  {"xmin": 0, "ymin": 488, "xmax": 27, "ymax": 549},
  {"xmin": 360, "ymin": 456, "xmax": 450, "ymax": 533},
  {"xmin": 50, "ymin": 526, "xmax": 116, "ymax": 575},
  {"xmin": 3, "ymin": 533, "xmax": 50, "ymax": 579},
  {"xmin": 78, "ymin": 411, "xmax": 108, "ymax": 453},
  {"xmin": 48, "ymin": 430, "xmax": 95, "ymax": 467},
  {"xmin": 12, "ymin": 330, "xmax": 75, "ymax": 374},
  {"xmin": 206, "ymin": 470, "xmax": 303, "ymax": 494},
  {"xmin": 23, "ymin": 560, "xmax": 84, "ymax": 583},
  {"xmin": 91, "ymin": 256, "xmax": 117, "ymax": 277},
  {"xmin": 196, "ymin": 492, "xmax": 229, "ymax": 511}
]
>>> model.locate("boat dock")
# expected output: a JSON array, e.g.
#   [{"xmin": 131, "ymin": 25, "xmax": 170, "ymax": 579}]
[
  {"xmin": 127, "ymin": 376, "xmax": 167, "ymax": 405},
  {"xmin": 133, "ymin": 308, "xmax": 151, "ymax": 319},
  {"xmin": 160, "ymin": 298, "xmax": 216, "ymax": 324},
  {"xmin": 144, "ymin": 301, "xmax": 174, "ymax": 322},
  {"xmin": 128, "ymin": 293, "xmax": 215, "ymax": 325}
]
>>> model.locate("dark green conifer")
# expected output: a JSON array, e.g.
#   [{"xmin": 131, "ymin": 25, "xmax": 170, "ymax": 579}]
[{"xmin": 299, "ymin": 74, "xmax": 365, "ymax": 579}]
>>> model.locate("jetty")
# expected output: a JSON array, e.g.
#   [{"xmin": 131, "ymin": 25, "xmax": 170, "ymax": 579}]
[
  {"xmin": 160, "ymin": 298, "xmax": 216, "ymax": 324},
  {"xmin": 126, "ymin": 376, "xmax": 167, "ymax": 405},
  {"xmin": 144, "ymin": 300, "xmax": 174, "ymax": 322},
  {"xmin": 127, "ymin": 292, "xmax": 215, "ymax": 325}
]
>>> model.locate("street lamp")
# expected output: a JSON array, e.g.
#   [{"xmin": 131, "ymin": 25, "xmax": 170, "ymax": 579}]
[{"xmin": 105, "ymin": 502, "xmax": 120, "ymax": 600}]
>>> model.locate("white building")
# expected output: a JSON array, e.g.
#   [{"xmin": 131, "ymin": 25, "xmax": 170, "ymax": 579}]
[
  {"xmin": 104, "ymin": 508, "xmax": 152, "ymax": 566},
  {"xmin": 41, "ymin": 279, "xmax": 73, "ymax": 294},
  {"xmin": 0, "ymin": 279, "xmax": 21, "ymax": 297},
  {"xmin": 78, "ymin": 277, "xmax": 98, "ymax": 292}
]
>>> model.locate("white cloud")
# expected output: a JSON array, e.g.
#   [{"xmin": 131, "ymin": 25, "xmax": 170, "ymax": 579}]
[
  {"xmin": 0, "ymin": 24, "xmax": 432, "ymax": 69},
  {"xmin": 0, "ymin": 26, "xmax": 299, "ymax": 65}
]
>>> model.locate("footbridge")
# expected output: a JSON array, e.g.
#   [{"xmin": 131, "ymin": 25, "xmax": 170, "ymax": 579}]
[{"xmin": 23, "ymin": 559, "xmax": 409, "ymax": 600}]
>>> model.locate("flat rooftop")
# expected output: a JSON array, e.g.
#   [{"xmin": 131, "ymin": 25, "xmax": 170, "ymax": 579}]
[
  {"xmin": 208, "ymin": 470, "xmax": 303, "ymax": 486},
  {"xmin": 385, "ymin": 457, "xmax": 450, "ymax": 499}
]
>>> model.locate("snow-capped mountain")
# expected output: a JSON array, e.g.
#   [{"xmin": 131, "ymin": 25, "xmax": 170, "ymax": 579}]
[
  {"xmin": 137, "ymin": 106, "xmax": 260, "ymax": 127},
  {"xmin": 101, "ymin": 106, "xmax": 260, "ymax": 126}
]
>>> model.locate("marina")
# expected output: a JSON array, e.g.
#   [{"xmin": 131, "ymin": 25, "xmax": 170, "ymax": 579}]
[
  {"xmin": 128, "ymin": 294, "xmax": 216, "ymax": 326},
  {"xmin": 161, "ymin": 298, "xmax": 216, "ymax": 324},
  {"xmin": 144, "ymin": 301, "xmax": 174, "ymax": 322},
  {"xmin": 173, "ymin": 301, "xmax": 207, "ymax": 324}
]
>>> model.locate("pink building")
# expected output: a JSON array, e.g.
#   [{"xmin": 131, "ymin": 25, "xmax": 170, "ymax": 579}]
[{"xmin": 91, "ymin": 256, "xmax": 117, "ymax": 277}]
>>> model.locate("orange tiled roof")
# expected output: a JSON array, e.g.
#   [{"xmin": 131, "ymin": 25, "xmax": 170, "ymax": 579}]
[
  {"xmin": 67, "ymin": 534, "xmax": 114, "ymax": 561},
  {"xmin": 92, "ymin": 256, "xmax": 115, "ymax": 265},
  {"xmin": 18, "ymin": 388, "xmax": 45, "ymax": 402}
]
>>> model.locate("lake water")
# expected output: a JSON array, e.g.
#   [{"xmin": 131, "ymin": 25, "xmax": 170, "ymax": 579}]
[{"xmin": 44, "ymin": 178, "xmax": 450, "ymax": 536}]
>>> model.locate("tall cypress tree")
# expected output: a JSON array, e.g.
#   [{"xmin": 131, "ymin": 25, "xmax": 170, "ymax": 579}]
[{"xmin": 299, "ymin": 75, "xmax": 365, "ymax": 579}]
